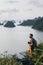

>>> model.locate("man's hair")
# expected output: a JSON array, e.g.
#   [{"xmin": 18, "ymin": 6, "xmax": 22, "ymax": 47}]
[{"xmin": 30, "ymin": 34, "xmax": 33, "ymax": 37}]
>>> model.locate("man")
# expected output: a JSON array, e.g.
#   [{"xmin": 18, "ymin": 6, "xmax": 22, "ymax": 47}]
[{"xmin": 27, "ymin": 34, "xmax": 37, "ymax": 53}]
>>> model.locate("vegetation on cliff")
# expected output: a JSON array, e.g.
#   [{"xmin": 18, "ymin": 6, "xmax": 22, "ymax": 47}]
[{"xmin": 32, "ymin": 17, "xmax": 43, "ymax": 31}]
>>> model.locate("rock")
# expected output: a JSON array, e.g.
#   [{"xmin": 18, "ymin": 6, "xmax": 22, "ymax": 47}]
[{"xmin": 14, "ymin": 52, "xmax": 34, "ymax": 65}]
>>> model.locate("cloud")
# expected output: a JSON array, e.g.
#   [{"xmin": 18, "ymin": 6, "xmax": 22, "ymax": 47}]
[
  {"xmin": 27, "ymin": 9, "xmax": 32, "ymax": 11},
  {"xmin": 6, "ymin": 0, "xmax": 19, "ymax": 4},
  {"xmin": 0, "ymin": 0, "xmax": 43, "ymax": 20},
  {"xmin": 29, "ymin": 0, "xmax": 43, "ymax": 8},
  {"xmin": 25, "ymin": 8, "xmax": 32, "ymax": 12},
  {"xmin": 0, "ymin": 8, "xmax": 19, "ymax": 14}
]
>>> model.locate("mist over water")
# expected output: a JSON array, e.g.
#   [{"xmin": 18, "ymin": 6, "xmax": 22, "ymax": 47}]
[{"xmin": 0, "ymin": 26, "xmax": 43, "ymax": 54}]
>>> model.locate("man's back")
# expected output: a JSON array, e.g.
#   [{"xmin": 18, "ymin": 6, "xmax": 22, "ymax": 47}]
[{"xmin": 31, "ymin": 38, "xmax": 37, "ymax": 50}]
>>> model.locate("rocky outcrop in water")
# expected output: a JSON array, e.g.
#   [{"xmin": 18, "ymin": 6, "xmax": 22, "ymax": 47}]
[
  {"xmin": 4, "ymin": 21, "xmax": 15, "ymax": 28},
  {"xmin": 0, "ymin": 23, "xmax": 3, "ymax": 25}
]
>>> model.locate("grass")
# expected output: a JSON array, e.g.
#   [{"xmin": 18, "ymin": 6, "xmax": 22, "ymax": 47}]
[{"xmin": 0, "ymin": 43, "xmax": 43, "ymax": 65}]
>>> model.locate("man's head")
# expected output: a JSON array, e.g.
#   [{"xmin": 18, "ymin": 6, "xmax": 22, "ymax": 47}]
[{"xmin": 29, "ymin": 34, "xmax": 33, "ymax": 38}]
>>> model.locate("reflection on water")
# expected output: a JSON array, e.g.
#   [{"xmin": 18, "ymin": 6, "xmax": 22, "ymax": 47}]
[{"xmin": 0, "ymin": 26, "xmax": 43, "ymax": 54}]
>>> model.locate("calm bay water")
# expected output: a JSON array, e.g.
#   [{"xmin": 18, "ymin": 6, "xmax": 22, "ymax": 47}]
[{"xmin": 0, "ymin": 26, "xmax": 43, "ymax": 54}]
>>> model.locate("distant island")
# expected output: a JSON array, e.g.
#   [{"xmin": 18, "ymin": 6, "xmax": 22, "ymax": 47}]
[
  {"xmin": 4, "ymin": 21, "xmax": 15, "ymax": 28},
  {"xmin": 19, "ymin": 19, "xmax": 36, "ymax": 26},
  {"xmin": 19, "ymin": 17, "xmax": 43, "ymax": 31},
  {"xmin": 0, "ymin": 16, "xmax": 43, "ymax": 31}
]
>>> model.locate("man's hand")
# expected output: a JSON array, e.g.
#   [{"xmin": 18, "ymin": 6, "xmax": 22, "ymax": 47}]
[
  {"xmin": 28, "ymin": 42, "xmax": 31, "ymax": 44},
  {"xmin": 28, "ymin": 42, "xmax": 33, "ymax": 47}
]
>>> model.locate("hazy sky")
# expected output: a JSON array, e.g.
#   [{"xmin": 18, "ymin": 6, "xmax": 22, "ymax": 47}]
[{"xmin": 0, "ymin": 0, "xmax": 43, "ymax": 21}]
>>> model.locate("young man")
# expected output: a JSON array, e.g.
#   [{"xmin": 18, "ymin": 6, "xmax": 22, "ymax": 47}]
[{"xmin": 27, "ymin": 34, "xmax": 37, "ymax": 53}]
